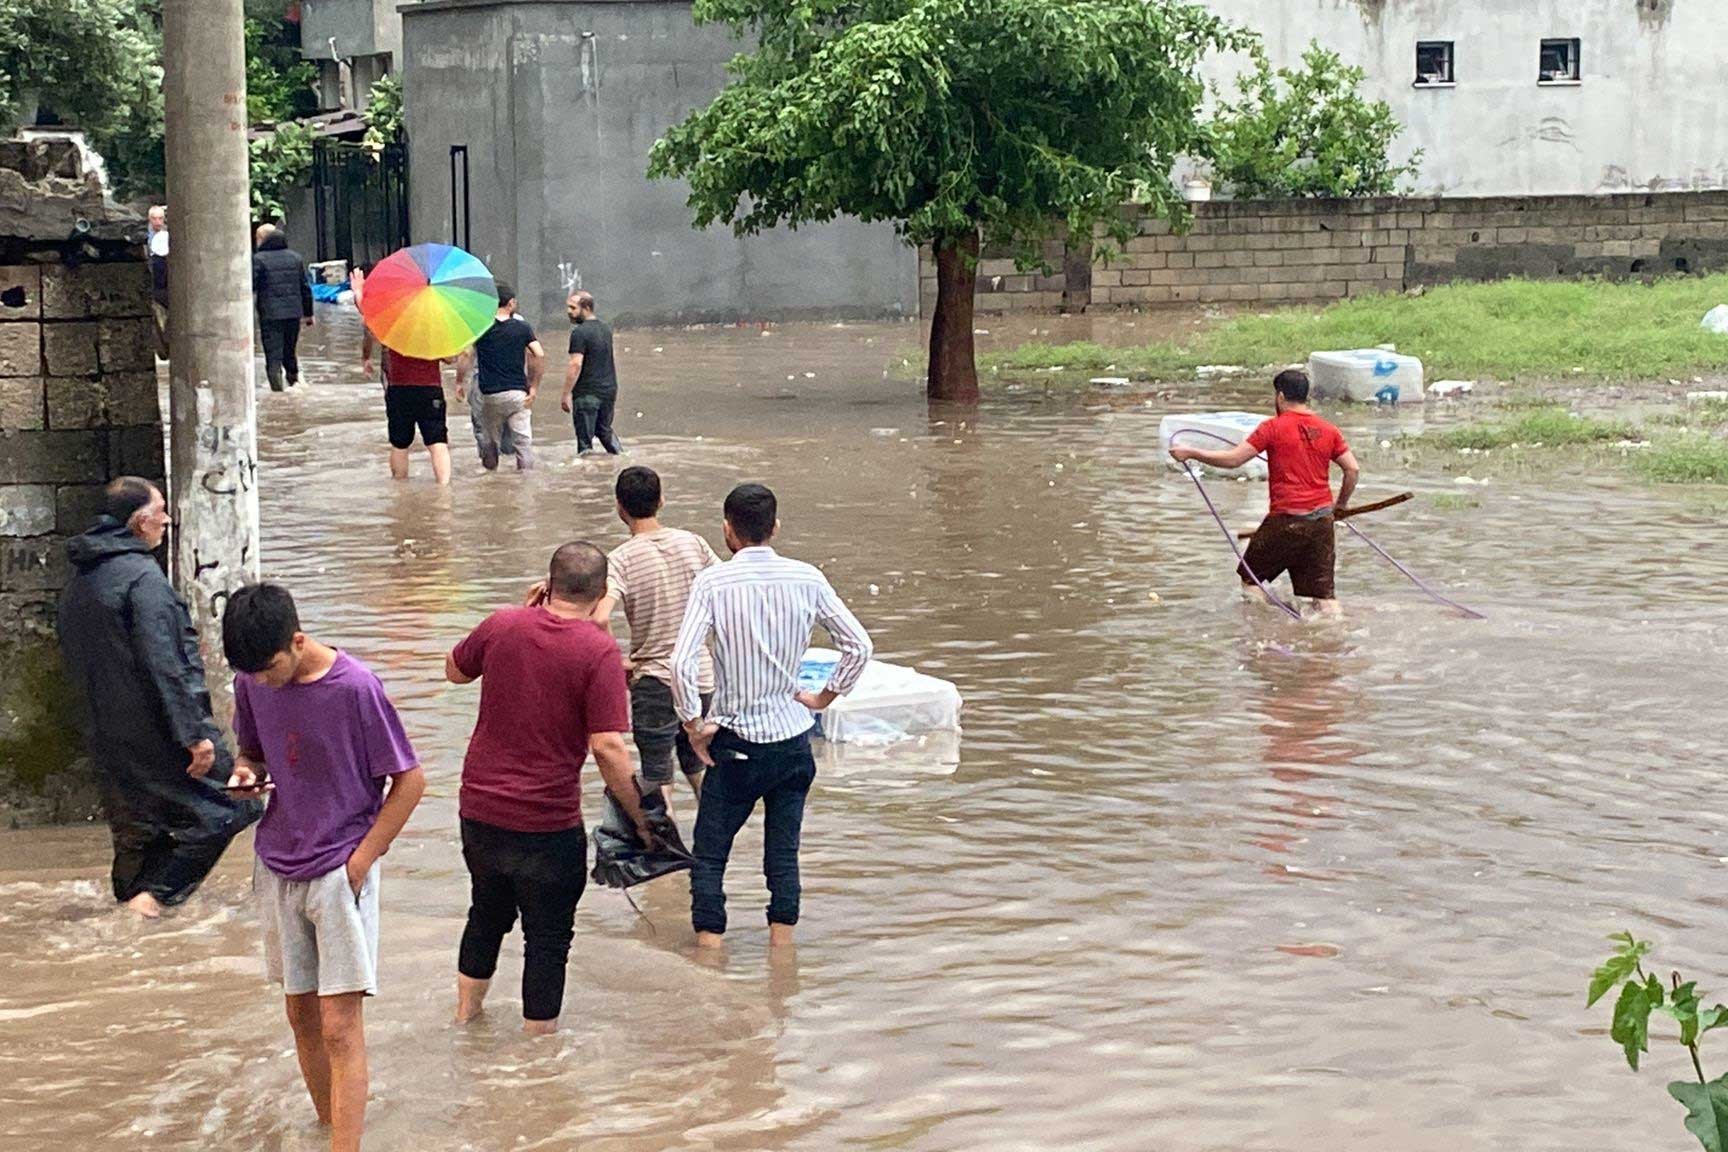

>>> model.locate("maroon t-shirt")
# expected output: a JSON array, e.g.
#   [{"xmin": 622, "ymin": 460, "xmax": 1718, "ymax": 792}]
[{"xmin": 451, "ymin": 607, "xmax": 630, "ymax": 832}]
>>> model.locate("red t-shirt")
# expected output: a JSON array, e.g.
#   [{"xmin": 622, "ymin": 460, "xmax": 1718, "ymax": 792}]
[
  {"xmin": 451, "ymin": 607, "xmax": 630, "ymax": 832},
  {"xmin": 1246, "ymin": 410, "xmax": 1350, "ymax": 515},
  {"xmin": 384, "ymin": 348, "xmax": 442, "ymax": 387}
]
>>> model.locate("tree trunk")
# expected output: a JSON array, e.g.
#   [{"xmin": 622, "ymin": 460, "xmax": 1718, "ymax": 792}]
[
  {"xmin": 163, "ymin": 0, "xmax": 261, "ymax": 720},
  {"xmin": 927, "ymin": 229, "xmax": 980, "ymax": 404}
]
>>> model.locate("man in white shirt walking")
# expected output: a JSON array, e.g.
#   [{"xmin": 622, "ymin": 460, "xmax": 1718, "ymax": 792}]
[{"xmin": 670, "ymin": 483, "xmax": 872, "ymax": 951}]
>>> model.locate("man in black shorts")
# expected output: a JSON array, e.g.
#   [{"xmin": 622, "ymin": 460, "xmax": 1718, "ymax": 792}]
[
  {"xmin": 560, "ymin": 290, "xmax": 622, "ymax": 456},
  {"xmin": 362, "ymin": 317, "xmax": 452, "ymax": 485}
]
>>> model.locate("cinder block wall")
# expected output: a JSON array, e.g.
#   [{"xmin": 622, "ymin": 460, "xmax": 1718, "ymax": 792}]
[
  {"xmin": 0, "ymin": 136, "xmax": 161, "ymax": 819},
  {"xmin": 922, "ymin": 191, "xmax": 1728, "ymax": 313}
]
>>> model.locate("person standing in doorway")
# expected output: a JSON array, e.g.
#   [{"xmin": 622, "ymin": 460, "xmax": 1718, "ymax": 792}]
[
  {"xmin": 588, "ymin": 466, "xmax": 721, "ymax": 811},
  {"xmin": 56, "ymin": 477, "xmax": 261, "ymax": 918},
  {"xmin": 1169, "ymin": 367, "xmax": 1361, "ymax": 617},
  {"xmin": 222, "ymin": 583, "xmax": 426, "ymax": 1152},
  {"xmin": 147, "ymin": 206, "xmax": 170, "ymax": 360},
  {"xmin": 445, "ymin": 542, "xmax": 653, "ymax": 1033},
  {"xmin": 456, "ymin": 282, "xmax": 543, "ymax": 471},
  {"xmin": 361, "ymin": 325, "xmax": 452, "ymax": 485},
  {"xmin": 560, "ymin": 290, "xmax": 622, "ymax": 456},
  {"xmin": 252, "ymin": 223, "xmax": 314, "ymax": 391},
  {"xmin": 670, "ymin": 483, "xmax": 873, "ymax": 951}
]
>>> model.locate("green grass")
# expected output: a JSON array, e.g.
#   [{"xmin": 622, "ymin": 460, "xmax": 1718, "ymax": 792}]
[
  {"xmin": 1634, "ymin": 434, "xmax": 1728, "ymax": 484},
  {"xmin": 1430, "ymin": 408, "xmax": 1638, "ymax": 451},
  {"xmin": 987, "ymin": 274, "xmax": 1728, "ymax": 381}
]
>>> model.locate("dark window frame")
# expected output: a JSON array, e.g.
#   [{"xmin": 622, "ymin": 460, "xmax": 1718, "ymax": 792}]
[
  {"xmin": 1539, "ymin": 37, "xmax": 1582, "ymax": 83},
  {"xmin": 1415, "ymin": 40, "xmax": 1456, "ymax": 86}
]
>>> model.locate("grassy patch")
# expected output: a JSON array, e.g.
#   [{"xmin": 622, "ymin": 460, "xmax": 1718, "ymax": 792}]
[
  {"xmin": 987, "ymin": 275, "xmax": 1728, "ymax": 381},
  {"xmin": 1430, "ymin": 408, "xmax": 1638, "ymax": 451},
  {"xmin": 1633, "ymin": 434, "xmax": 1728, "ymax": 484}
]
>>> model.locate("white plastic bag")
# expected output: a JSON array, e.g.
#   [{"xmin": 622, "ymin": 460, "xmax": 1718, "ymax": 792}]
[{"xmin": 1701, "ymin": 305, "xmax": 1728, "ymax": 335}]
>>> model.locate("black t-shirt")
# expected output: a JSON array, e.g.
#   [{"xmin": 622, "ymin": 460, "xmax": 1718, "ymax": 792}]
[
  {"xmin": 473, "ymin": 316, "xmax": 537, "ymax": 394},
  {"xmin": 566, "ymin": 317, "xmax": 618, "ymax": 397}
]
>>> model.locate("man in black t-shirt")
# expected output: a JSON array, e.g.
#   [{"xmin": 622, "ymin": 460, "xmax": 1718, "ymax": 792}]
[
  {"xmin": 560, "ymin": 290, "xmax": 622, "ymax": 456},
  {"xmin": 456, "ymin": 282, "xmax": 545, "ymax": 471}
]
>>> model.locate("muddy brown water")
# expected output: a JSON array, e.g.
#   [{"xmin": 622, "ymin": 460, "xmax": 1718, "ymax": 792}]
[{"xmin": 3, "ymin": 309, "xmax": 1726, "ymax": 1151}]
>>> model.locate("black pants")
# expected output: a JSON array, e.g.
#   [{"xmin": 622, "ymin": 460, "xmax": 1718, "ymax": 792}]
[
  {"xmin": 572, "ymin": 391, "xmax": 622, "ymax": 454},
  {"xmin": 457, "ymin": 818, "xmax": 586, "ymax": 1021},
  {"xmin": 101, "ymin": 770, "xmax": 259, "ymax": 906},
  {"xmin": 259, "ymin": 317, "xmax": 302, "ymax": 391},
  {"xmin": 690, "ymin": 729, "xmax": 816, "ymax": 935}
]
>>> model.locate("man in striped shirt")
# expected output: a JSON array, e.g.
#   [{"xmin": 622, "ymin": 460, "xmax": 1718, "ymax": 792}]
[{"xmin": 671, "ymin": 483, "xmax": 873, "ymax": 950}]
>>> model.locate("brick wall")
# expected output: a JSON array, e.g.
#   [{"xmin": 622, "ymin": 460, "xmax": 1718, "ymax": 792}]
[
  {"xmin": 924, "ymin": 191, "xmax": 1728, "ymax": 313},
  {"xmin": 0, "ymin": 136, "xmax": 160, "ymax": 818}
]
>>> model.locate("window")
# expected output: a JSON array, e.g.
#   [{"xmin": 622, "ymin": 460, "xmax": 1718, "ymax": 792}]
[
  {"xmin": 1415, "ymin": 41, "xmax": 1455, "ymax": 86},
  {"xmin": 1539, "ymin": 38, "xmax": 1581, "ymax": 83}
]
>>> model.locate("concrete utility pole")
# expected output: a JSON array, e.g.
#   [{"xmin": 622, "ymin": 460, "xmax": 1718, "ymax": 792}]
[{"xmin": 162, "ymin": 0, "xmax": 261, "ymax": 687}]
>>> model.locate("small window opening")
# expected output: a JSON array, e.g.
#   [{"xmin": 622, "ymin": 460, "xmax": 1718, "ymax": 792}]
[
  {"xmin": 1415, "ymin": 41, "xmax": 1454, "ymax": 86},
  {"xmin": 1539, "ymin": 38, "xmax": 1581, "ymax": 83}
]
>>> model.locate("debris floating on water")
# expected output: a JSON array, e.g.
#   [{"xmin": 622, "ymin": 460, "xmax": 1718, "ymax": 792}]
[{"xmin": 1428, "ymin": 379, "xmax": 1474, "ymax": 397}]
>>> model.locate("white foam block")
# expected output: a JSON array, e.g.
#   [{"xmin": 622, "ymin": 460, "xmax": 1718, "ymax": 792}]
[{"xmin": 1159, "ymin": 412, "xmax": 1269, "ymax": 480}]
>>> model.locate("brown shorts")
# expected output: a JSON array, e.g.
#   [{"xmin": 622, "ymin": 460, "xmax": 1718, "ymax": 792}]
[{"xmin": 1239, "ymin": 512, "xmax": 1336, "ymax": 600}]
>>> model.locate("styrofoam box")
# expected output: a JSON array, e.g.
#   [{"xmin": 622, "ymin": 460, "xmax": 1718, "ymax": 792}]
[
  {"xmin": 1159, "ymin": 412, "xmax": 1269, "ymax": 480},
  {"xmin": 798, "ymin": 649, "xmax": 963, "ymax": 745},
  {"xmin": 1307, "ymin": 349, "xmax": 1423, "ymax": 403}
]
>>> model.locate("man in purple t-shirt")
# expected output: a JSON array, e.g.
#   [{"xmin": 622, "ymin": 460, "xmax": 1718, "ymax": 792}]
[{"xmin": 222, "ymin": 583, "xmax": 425, "ymax": 1152}]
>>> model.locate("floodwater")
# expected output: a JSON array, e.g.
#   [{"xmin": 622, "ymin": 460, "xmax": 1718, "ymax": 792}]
[{"xmin": 3, "ymin": 307, "xmax": 1727, "ymax": 1152}]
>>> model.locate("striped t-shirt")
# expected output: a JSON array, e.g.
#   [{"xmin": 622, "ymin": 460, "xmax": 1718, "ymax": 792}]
[{"xmin": 607, "ymin": 527, "xmax": 720, "ymax": 690}]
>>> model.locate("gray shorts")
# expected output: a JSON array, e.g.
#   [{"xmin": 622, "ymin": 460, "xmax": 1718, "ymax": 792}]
[
  {"xmin": 469, "ymin": 388, "xmax": 534, "ymax": 471},
  {"xmin": 255, "ymin": 857, "xmax": 381, "ymax": 997}
]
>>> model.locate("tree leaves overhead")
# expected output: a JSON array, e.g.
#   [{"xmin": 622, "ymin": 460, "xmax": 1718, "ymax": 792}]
[{"xmin": 648, "ymin": 0, "xmax": 1249, "ymax": 259}]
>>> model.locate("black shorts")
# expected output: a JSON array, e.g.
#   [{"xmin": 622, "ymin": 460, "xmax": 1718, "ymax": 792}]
[
  {"xmin": 630, "ymin": 676, "xmax": 711, "ymax": 786},
  {"xmin": 385, "ymin": 387, "xmax": 448, "ymax": 449},
  {"xmin": 1239, "ymin": 512, "xmax": 1336, "ymax": 600}
]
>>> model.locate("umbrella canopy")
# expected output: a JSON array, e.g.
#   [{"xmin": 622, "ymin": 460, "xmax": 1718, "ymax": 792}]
[{"xmin": 358, "ymin": 243, "xmax": 497, "ymax": 360}]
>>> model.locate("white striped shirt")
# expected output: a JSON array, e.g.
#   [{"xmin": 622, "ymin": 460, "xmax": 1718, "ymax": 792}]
[{"xmin": 670, "ymin": 546, "xmax": 873, "ymax": 743}]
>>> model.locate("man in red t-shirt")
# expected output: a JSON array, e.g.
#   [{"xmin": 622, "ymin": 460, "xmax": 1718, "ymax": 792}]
[
  {"xmin": 443, "ymin": 541, "xmax": 652, "ymax": 1033},
  {"xmin": 1171, "ymin": 368, "xmax": 1361, "ymax": 615}
]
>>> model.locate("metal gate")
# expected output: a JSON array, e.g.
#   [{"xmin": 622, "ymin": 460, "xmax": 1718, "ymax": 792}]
[{"xmin": 310, "ymin": 138, "xmax": 410, "ymax": 268}]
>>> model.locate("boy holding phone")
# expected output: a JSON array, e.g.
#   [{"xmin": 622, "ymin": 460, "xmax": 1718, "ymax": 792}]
[{"xmin": 222, "ymin": 584, "xmax": 425, "ymax": 1152}]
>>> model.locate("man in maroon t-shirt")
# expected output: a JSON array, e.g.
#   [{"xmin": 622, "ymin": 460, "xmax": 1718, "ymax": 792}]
[
  {"xmin": 1171, "ymin": 368, "xmax": 1361, "ymax": 615},
  {"xmin": 360, "ymin": 277, "xmax": 452, "ymax": 485},
  {"xmin": 444, "ymin": 541, "xmax": 652, "ymax": 1033}
]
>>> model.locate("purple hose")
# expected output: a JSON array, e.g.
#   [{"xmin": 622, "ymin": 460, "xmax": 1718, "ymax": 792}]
[{"xmin": 1167, "ymin": 425, "xmax": 1484, "ymax": 621}]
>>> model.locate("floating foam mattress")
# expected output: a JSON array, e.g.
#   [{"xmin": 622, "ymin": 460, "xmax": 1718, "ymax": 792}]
[{"xmin": 797, "ymin": 649, "xmax": 963, "ymax": 745}]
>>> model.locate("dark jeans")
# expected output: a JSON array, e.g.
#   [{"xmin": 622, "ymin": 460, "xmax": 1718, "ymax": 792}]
[
  {"xmin": 630, "ymin": 676, "xmax": 710, "ymax": 787},
  {"xmin": 457, "ymin": 818, "xmax": 587, "ymax": 1021},
  {"xmin": 259, "ymin": 317, "xmax": 302, "ymax": 391},
  {"xmin": 572, "ymin": 391, "xmax": 622, "ymax": 454},
  {"xmin": 690, "ymin": 729, "xmax": 816, "ymax": 935}
]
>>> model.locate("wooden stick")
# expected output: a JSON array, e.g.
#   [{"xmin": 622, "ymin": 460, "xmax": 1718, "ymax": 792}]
[{"xmin": 1237, "ymin": 492, "xmax": 1414, "ymax": 538}]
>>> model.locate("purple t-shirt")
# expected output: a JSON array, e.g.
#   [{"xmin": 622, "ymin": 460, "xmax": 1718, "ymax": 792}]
[{"xmin": 234, "ymin": 652, "xmax": 418, "ymax": 882}]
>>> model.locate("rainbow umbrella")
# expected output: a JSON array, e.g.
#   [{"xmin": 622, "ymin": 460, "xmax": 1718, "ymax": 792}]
[{"xmin": 358, "ymin": 243, "xmax": 497, "ymax": 360}]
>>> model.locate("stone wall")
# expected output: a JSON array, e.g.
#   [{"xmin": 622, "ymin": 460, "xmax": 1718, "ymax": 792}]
[
  {"xmin": 930, "ymin": 191, "xmax": 1728, "ymax": 314},
  {"xmin": 0, "ymin": 136, "xmax": 159, "ymax": 821}
]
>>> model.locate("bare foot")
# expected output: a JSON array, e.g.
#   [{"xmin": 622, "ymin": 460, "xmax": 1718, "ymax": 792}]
[
  {"xmin": 523, "ymin": 1018, "xmax": 558, "ymax": 1036},
  {"xmin": 768, "ymin": 923, "xmax": 796, "ymax": 950},
  {"xmin": 124, "ymin": 891, "xmax": 163, "ymax": 919},
  {"xmin": 695, "ymin": 931, "xmax": 725, "ymax": 950},
  {"xmin": 454, "ymin": 974, "xmax": 490, "ymax": 1023}
]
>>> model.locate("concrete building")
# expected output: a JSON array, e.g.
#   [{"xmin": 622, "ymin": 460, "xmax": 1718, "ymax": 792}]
[
  {"xmin": 1197, "ymin": 0, "xmax": 1728, "ymax": 197},
  {"xmin": 397, "ymin": 0, "xmax": 918, "ymax": 326},
  {"xmin": 299, "ymin": 0, "xmax": 402, "ymax": 110}
]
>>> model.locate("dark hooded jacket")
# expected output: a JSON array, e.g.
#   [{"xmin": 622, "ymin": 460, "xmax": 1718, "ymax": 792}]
[
  {"xmin": 252, "ymin": 232, "xmax": 313, "ymax": 321},
  {"xmin": 57, "ymin": 517, "xmax": 234, "ymax": 788}
]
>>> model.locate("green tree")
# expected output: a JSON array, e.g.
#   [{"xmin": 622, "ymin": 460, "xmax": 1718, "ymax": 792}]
[
  {"xmin": 249, "ymin": 120, "xmax": 314, "ymax": 222},
  {"xmin": 244, "ymin": 10, "xmax": 317, "ymax": 125},
  {"xmin": 1209, "ymin": 41, "xmax": 1421, "ymax": 200},
  {"xmin": 361, "ymin": 72, "xmax": 403, "ymax": 155},
  {"xmin": 649, "ymin": 0, "xmax": 1247, "ymax": 402}
]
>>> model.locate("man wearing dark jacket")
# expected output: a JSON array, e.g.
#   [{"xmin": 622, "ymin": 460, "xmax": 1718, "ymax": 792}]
[
  {"xmin": 57, "ymin": 477, "xmax": 260, "ymax": 918},
  {"xmin": 253, "ymin": 223, "xmax": 314, "ymax": 392}
]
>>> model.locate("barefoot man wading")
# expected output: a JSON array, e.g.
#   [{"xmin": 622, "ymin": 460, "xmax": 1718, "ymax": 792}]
[{"xmin": 1170, "ymin": 368, "xmax": 1361, "ymax": 617}]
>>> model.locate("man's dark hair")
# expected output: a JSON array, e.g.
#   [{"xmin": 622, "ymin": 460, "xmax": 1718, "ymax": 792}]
[
  {"xmin": 548, "ymin": 541, "xmax": 607, "ymax": 602},
  {"xmin": 723, "ymin": 483, "xmax": 777, "ymax": 545},
  {"xmin": 496, "ymin": 280, "xmax": 516, "ymax": 306},
  {"xmin": 102, "ymin": 476, "xmax": 157, "ymax": 524},
  {"xmin": 615, "ymin": 466, "xmax": 661, "ymax": 520},
  {"xmin": 222, "ymin": 583, "xmax": 301, "ymax": 673},
  {"xmin": 1274, "ymin": 368, "xmax": 1311, "ymax": 403}
]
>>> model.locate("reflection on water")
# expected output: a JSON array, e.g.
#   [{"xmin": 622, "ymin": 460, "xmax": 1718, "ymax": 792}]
[{"xmin": 2, "ymin": 309, "xmax": 1726, "ymax": 1150}]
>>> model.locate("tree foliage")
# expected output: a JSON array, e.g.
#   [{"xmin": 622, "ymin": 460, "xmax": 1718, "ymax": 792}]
[
  {"xmin": 1209, "ymin": 41, "xmax": 1420, "ymax": 200},
  {"xmin": 245, "ymin": 11, "xmax": 318, "ymax": 126},
  {"xmin": 648, "ymin": 0, "xmax": 1249, "ymax": 264},
  {"xmin": 249, "ymin": 121, "xmax": 313, "ymax": 222},
  {"xmin": 361, "ymin": 73, "xmax": 403, "ymax": 155}
]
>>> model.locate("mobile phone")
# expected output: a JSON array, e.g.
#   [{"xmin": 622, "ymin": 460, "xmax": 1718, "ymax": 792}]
[{"xmin": 225, "ymin": 781, "xmax": 275, "ymax": 795}]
